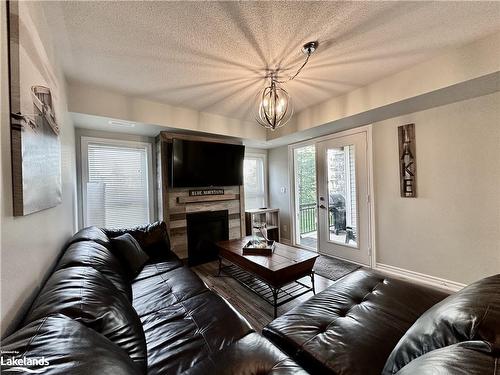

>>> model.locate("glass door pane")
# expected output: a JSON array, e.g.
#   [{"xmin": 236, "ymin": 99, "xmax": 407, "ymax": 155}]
[
  {"xmin": 293, "ymin": 145, "xmax": 317, "ymax": 250},
  {"xmin": 327, "ymin": 145, "xmax": 358, "ymax": 247},
  {"xmin": 316, "ymin": 131, "xmax": 370, "ymax": 266}
]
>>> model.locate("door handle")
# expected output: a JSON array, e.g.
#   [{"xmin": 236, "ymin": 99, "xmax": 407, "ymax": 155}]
[{"xmin": 318, "ymin": 204, "xmax": 326, "ymax": 209}]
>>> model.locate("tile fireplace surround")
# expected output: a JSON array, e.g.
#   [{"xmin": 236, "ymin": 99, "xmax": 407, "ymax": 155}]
[{"xmin": 166, "ymin": 187, "xmax": 244, "ymax": 260}]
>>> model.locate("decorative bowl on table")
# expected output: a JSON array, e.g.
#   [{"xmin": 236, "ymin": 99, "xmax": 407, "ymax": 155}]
[{"xmin": 242, "ymin": 240, "xmax": 275, "ymax": 255}]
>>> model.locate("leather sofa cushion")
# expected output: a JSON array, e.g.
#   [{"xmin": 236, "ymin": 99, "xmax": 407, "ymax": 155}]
[
  {"xmin": 66, "ymin": 226, "xmax": 111, "ymax": 249},
  {"xmin": 110, "ymin": 233, "xmax": 150, "ymax": 280},
  {"xmin": 1, "ymin": 314, "xmax": 141, "ymax": 375},
  {"xmin": 132, "ymin": 266, "xmax": 208, "ymax": 317},
  {"xmin": 383, "ymin": 273, "xmax": 500, "ymax": 374},
  {"xmin": 184, "ymin": 332, "xmax": 309, "ymax": 375},
  {"xmin": 23, "ymin": 266, "xmax": 147, "ymax": 372},
  {"xmin": 263, "ymin": 269, "xmax": 448, "ymax": 375},
  {"xmin": 105, "ymin": 221, "xmax": 171, "ymax": 260},
  {"xmin": 133, "ymin": 259, "xmax": 183, "ymax": 282},
  {"xmin": 140, "ymin": 291, "xmax": 252, "ymax": 374},
  {"xmin": 396, "ymin": 341, "xmax": 499, "ymax": 375},
  {"xmin": 55, "ymin": 241, "xmax": 132, "ymax": 301}
]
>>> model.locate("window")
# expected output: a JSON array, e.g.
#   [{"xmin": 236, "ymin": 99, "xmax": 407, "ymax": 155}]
[
  {"xmin": 81, "ymin": 137, "xmax": 153, "ymax": 229},
  {"xmin": 243, "ymin": 153, "xmax": 267, "ymax": 209}
]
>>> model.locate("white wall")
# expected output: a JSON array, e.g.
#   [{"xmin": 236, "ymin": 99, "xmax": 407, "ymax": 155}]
[
  {"xmin": 373, "ymin": 92, "xmax": 500, "ymax": 284},
  {"xmin": 269, "ymin": 92, "xmax": 500, "ymax": 285},
  {"xmin": 268, "ymin": 146, "xmax": 291, "ymax": 241},
  {"xmin": 68, "ymin": 81, "xmax": 267, "ymax": 142},
  {"xmin": 269, "ymin": 31, "xmax": 500, "ymax": 140},
  {"xmin": 1, "ymin": 2, "xmax": 77, "ymax": 336}
]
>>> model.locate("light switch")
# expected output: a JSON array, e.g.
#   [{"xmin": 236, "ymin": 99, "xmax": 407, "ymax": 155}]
[{"xmin": 280, "ymin": 186, "xmax": 287, "ymax": 194}]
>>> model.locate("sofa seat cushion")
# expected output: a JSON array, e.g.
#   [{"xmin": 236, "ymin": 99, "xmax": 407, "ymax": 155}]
[
  {"xmin": 23, "ymin": 266, "xmax": 147, "ymax": 372},
  {"xmin": 263, "ymin": 269, "xmax": 448, "ymax": 375},
  {"xmin": 55, "ymin": 241, "xmax": 132, "ymax": 301},
  {"xmin": 184, "ymin": 332, "xmax": 309, "ymax": 375},
  {"xmin": 141, "ymin": 291, "xmax": 252, "ymax": 375},
  {"xmin": 132, "ymin": 266, "xmax": 208, "ymax": 317},
  {"xmin": 66, "ymin": 226, "xmax": 111, "ymax": 249},
  {"xmin": 105, "ymin": 221, "xmax": 171, "ymax": 261},
  {"xmin": 133, "ymin": 259, "xmax": 183, "ymax": 282},
  {"xmin": 1, "ymin": 314, "xmax": 140, "ymax": 375},
  {"xmin": 384, "ymin": 273, "xmax": 500, "ymax": 374},
  {"xmin": 396, "ymin": 341, "xmax": 499, "ymax": 375}
]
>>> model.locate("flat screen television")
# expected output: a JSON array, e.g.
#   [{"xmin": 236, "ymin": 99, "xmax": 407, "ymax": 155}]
[{"xmin": 169, "ymin": 139, "xmax": 245, "ymax": 188}]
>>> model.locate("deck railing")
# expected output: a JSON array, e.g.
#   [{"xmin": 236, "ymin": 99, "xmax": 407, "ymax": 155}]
[
  {"xmin": 299, "ymin": 203, "xmax": 317, "ymax": 235},
  {"xmin": 299, "ymin": 203, "xmax": 335, "ymax": 235}
]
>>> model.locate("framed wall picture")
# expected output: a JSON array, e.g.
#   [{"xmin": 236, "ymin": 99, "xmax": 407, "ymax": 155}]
[{"xmin": 8, "ymin": 1, "xmax": 62, "ymax": 216}]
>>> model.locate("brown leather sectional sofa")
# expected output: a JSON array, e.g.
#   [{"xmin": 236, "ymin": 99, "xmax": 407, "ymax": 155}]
[
  {"xmin": 1, "ymin": 222, "xmax": 305, "ymax": 374},
  {"xmin": 264, "ymin": 268, "xmax": 500, "ymax": 374},
  {"xmin": 264, "ymin": 269, "xmax": 448, "ymax": 374},
  {"xmin": 2, "ymin": 221, "xmax": 499, "ymax": 374}
]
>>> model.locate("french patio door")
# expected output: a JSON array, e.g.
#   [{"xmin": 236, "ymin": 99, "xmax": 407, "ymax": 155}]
[{"xmin": 316, "ymin": 131, "xmax": 371, "ymax": 266}]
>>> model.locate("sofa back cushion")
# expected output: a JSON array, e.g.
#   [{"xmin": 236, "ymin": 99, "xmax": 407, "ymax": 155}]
[
  {"xmin": 396, "ymin": 341, "xmax": 498, "ymax": 375},
  {"xmin": 1, "ymin": 314, "xmax": 141, "ymax": 375},
  {"xmin": 22, "ymin": 266, "xmax": 147, "ymax": 372},
  {"xmin": 66, "ymin": 226, "xmax": 111, "ymax": 249},
  {"xmin": 105, "ymin": 221, "xmax": 171, "ymax": 260},
  {"xmin": 383, "ymin": 274, "xmax": 500, "ymax": 374},
  {"xmin": 55, "ymin": 241, "xmax": 132, "ymax": 301}
]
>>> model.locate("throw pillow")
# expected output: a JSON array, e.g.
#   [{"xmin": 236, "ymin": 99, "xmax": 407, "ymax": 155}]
[{"xmin": 111, "ymin": 233, "xmax": 150, "ymax": 279}]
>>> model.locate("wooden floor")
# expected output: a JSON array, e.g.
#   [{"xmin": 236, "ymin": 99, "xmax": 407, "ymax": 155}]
[
  {"xmin": 191, "ymin": 260, "xmax": 334, "ymax": 332},
  {"xmin": 299, "ymin": 235, "xmax": 317, "ymax": 249}
]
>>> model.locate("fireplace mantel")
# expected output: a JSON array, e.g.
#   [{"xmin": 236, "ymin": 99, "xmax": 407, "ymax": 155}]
[{"xmin": 177, "ymin": 194, "xmax": 237, "ymax": 204}]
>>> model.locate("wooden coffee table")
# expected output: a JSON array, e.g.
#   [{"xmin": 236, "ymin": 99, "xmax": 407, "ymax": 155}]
[{"xmin": 216, "ymin": 237, "xmax": 319, "ymax": 318}]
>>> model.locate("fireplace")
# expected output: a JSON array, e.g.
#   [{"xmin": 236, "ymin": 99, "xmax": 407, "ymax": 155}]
[{"xmin": 186, "ymin": 210, "xmax": 229, "ymax": 266}]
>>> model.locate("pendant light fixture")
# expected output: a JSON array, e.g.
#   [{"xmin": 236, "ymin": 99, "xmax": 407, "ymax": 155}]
[{"xmin": 256, "ymin": 41, "xmax": 318, "ymax": 131}]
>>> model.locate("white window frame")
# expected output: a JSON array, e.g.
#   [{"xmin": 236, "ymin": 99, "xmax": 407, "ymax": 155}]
[
  {"xmin": 244, "ymin": 152, "xmax": 268, "ymax": 209},
  {"xmin": 81, "ymin": 136, "xmax": 155, "ymax": 228}
]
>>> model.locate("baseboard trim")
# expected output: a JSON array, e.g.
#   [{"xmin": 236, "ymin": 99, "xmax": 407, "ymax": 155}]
[
  {"xmin": 280, "ymin": 238, "xmax": 292, "ymax": 245},
  {"xmin": 375, "ymin": 263, "xmax": 466, "ymax": 292},
  {"xmin": 319, "ymin": 252, "xmax": 368, "ymax": 268}
]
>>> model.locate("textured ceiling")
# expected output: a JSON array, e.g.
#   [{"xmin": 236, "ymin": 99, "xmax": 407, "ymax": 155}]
[{"xmin": 43, "ymin": 1, "xmax": 500, "ymax": 121}]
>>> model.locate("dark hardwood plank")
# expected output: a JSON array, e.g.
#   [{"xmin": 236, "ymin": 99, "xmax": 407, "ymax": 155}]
[{"xmin": 192, "ymin": 260, "xmax": 334, "ymax": 332}]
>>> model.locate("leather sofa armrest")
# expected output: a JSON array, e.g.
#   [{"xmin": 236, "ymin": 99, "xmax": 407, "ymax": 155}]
[{"xmin": 183, "ymin": 333, "xmax": 308, "ymax": 375}]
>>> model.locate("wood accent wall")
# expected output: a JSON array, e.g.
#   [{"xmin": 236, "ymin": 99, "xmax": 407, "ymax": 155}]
[{"xmin": 157, "ymin": 132, "xmax": 246, "ymax": 260}]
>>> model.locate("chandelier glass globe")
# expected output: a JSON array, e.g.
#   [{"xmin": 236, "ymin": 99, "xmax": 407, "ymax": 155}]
[{"xmin": 255, "ymin": 79, "xmax": 293, "ymax": 131}]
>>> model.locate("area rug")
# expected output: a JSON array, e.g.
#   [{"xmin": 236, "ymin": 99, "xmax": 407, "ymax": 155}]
[{"xmin": 313, "ymin": 255, "xmax": 361, "ymax": 281}]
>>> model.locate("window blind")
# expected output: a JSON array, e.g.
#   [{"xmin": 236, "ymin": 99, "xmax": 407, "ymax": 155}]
[
  {"xmin": 85, "ymin": 142, "xmax": 150, "ymax": 229},
  {"xmin": 244, "ymin": 156, "xmax": 266, "ymax": 209}
]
